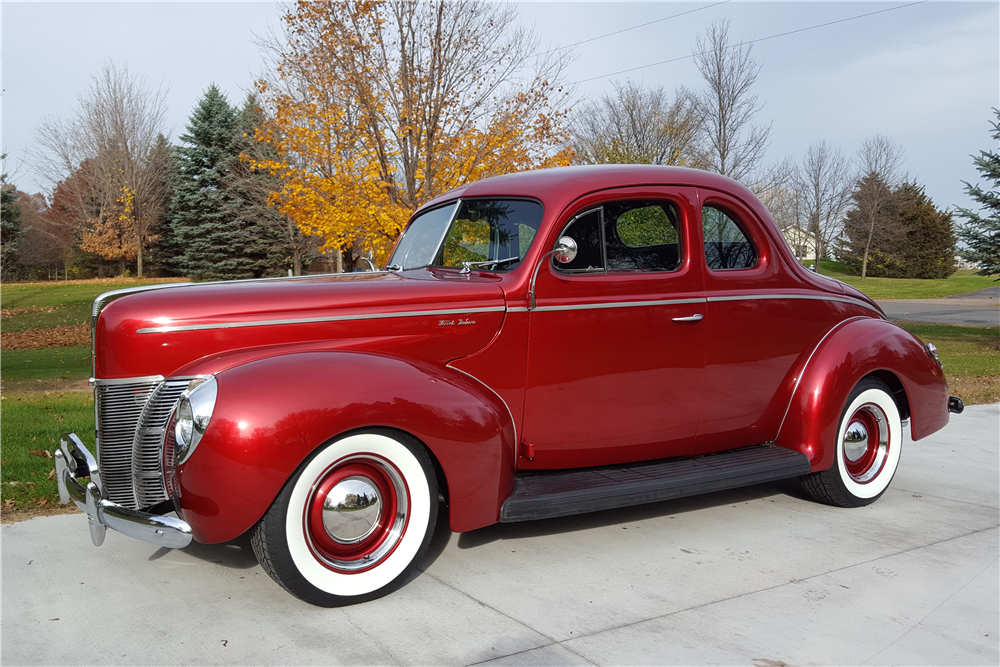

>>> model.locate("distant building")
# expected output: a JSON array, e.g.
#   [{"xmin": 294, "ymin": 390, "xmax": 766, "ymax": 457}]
[{"xmin": 781, "ymin": 226, "xmax": 818, "ymax": 262}]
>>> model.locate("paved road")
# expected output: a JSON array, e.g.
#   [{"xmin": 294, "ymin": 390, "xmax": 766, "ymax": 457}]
[
  {"xmin": 878, "ymin": 286, "xmax": 1000, "ymax": 326},
  {"xmin": 3, "ymin": 404, "xmax": 997, "ymax": 666}
]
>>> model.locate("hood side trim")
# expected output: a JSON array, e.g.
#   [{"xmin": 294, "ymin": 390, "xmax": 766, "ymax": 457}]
[{"xmin": 137, "ymin": 305, "xmax": 507, "ymax": 334}]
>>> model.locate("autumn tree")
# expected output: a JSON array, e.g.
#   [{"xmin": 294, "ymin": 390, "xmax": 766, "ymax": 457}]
[
  {"xmin": 572, "ymin": 81, "xmax": 705, "ymax": 167},
  {"xmin": 692, "ymin": 18, "xmax": 772, "ymax": 182},
  {"xmin": 254, "ymin": 0, "xmax": 573, "ymax": 265},
  {"xmin": 957, "ymin": 109, "xmax": 1000, "ymax": 279},
  {"xmin": 34, "ymin": 62, "xmax": 170, "ymax": 276}
]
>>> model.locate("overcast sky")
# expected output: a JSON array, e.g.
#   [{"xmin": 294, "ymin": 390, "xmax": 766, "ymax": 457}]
[{"xmin": 2, "ymin": 1, "xmax": 997, "ymax": 216}]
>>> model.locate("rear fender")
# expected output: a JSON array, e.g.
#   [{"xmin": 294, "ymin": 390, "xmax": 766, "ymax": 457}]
[
  {"xmin": 175, "ymin": 351, "xmax": 516, "ymax": 543},
  {"xmin": 773, "ymin": 318, "xmax": 949, "ymax": 472}
]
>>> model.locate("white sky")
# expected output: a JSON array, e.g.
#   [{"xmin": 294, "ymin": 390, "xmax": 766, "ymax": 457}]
[{"xmin": 2, "ymin": 1, "xmax": 998, "ymax": 216}]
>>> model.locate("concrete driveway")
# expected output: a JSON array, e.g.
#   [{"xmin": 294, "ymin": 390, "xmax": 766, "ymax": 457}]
[
  {"xmin": 3, "ymin": 404, "xmax": 998, "ymax": 666},
  {"xmin": 878, "ymin": 286, "xmax": 1000, "ymax": 326}
]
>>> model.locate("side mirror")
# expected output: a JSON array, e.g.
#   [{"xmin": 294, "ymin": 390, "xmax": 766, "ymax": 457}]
[{"xmin": 553, "ymin": 236, "xmax": 578, "ymax": 264}]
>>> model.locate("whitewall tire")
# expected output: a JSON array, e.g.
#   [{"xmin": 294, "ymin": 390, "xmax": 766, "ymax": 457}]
[
  {"xmin": 251, "ymin": 430, "xmax": 438, "ymax": 606},
  {"xmin": 801, "ymin": 377, "xmax": 902, "ymax": 508}
]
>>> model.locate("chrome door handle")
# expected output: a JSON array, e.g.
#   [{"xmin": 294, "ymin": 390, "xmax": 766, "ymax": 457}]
[{"xmin": 672, "ymin": 313, "xmax": 704, "ymax": 322}]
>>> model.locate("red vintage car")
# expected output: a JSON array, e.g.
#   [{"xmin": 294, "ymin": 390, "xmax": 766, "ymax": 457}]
[{"xmin": 55, "ymin": 165, "xmax": 962, "ymax": 606}]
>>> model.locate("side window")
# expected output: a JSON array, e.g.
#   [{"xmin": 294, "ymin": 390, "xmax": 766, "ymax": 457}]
[
  {"xmin": 556, "ymin": 209, "xmax": 604, "ymax": 273},
  {"xmin": 702, "ymin": 205, "xmax": 758, "ymax": 270},
  {"xmin": 605, "ymin": 201, "xmax": 682, "ymax": 272}
]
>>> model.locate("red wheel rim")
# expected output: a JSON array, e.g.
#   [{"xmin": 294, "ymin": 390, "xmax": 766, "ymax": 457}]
[
  {"xmin": 842, "ymin": 403, "xmax": 890, "ymax": 483},
  {"xmin": 303, "ymin": 455, "xmax": 409, "ymax": 573}
]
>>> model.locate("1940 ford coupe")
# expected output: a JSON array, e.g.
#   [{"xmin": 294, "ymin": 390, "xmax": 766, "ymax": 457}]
[{"xmin": 55, "ymin": 165, "xmax": 963, "ymax": 606}]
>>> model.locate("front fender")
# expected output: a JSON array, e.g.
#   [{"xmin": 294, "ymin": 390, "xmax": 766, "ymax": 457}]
[
  {"xmin": 773, "ymin": 317, "xmax": 949, "ymax": 472},
  {"xmin": 175, "ymin": 351, "xmax": 516, "ymax": 543}
]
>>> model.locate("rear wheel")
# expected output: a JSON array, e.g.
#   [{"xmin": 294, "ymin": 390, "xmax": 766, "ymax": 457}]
[
  {"xmin": 801, "ymin": 377, "xmax": 902, "ymax": 508},
  {"xmin": 251, "ymin": 430, "xmax": 438, "ymax": 606}
]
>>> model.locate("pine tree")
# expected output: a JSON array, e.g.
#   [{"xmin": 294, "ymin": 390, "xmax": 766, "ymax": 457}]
[
  {"xmin": 163, "ymin": 87, "xmax": 297, "ymax": 280},
  {"xmin": 164, "ymin": 85, "xmax": 238, "ymax": 279},
  {"xmin": 216, "ymin": 95, "xmax": 296, "ymax": 277},
  {"xmin": 956, "ymin": 109, "xmax": 1000, "ymax": 280},
  {"xmin": 895, "ymin": 182, "xmax": 956, "ymax": 279},
  {"xmin": 1, "ymin": 160, "xmax": 23, "ymax": 281}
]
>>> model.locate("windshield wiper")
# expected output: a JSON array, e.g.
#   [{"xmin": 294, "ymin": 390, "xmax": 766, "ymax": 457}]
[{"xmin": 460, "ymin": 257, "xmax": 519, "ymax": 274}]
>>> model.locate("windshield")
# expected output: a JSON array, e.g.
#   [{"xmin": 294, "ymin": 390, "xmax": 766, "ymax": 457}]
[{"xmin": 388, "ymin": 199, "xmax": 543, "ymax": 271}]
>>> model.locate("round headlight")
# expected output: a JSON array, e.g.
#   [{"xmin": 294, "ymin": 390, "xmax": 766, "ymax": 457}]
[{"xmin": 174, "ymin": 376, "xmax": 218, "ymax": 465}]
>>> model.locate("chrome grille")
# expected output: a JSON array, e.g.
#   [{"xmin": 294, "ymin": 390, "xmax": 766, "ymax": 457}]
[{"xmin": 96, "ymin": 377, "xmax": 190, "ymax": 509}]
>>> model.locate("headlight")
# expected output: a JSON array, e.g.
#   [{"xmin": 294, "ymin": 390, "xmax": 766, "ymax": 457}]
[{"xmin": 174, "ymin": 376, "xmax": 218, "ymax": 465}]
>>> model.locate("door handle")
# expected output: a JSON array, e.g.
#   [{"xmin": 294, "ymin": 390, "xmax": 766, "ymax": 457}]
[{"xmin": 672, "ymin": 313, "xmax": 704, "ymax": 322}]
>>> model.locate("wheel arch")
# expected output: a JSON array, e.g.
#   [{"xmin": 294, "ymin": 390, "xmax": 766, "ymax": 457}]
[
  {"xmin": 175, "ymin": 350, "xmax": 516, "ymax": 543},
  {"xmin": 773, "ymin": 317, "xmax": 949, "ymax": 472}
]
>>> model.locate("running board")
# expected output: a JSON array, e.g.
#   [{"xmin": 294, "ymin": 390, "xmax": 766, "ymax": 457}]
[{"xmin": 500, "ymin": 444, "xmax": 811, "ymax": 523}]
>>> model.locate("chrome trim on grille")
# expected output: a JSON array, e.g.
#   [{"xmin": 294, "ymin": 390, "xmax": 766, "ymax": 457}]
[
  {"xmin": 95, "ymin": 376, "xmax": 193, "ymax": 509},
  {"xmin": 136, "ymin": 305, "xmax": 508, "ymax": 334}
]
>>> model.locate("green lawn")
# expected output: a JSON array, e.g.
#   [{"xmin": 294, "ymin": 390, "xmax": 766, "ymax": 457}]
[
  {"xmin": 1, "ymin": 391, "xmax": 95, "ymax": 510},
  {"xmin": 1, "ymin": 346, "xmax": 92, "ymax": 387},
  {"xmin": 808, "ymin": 262, "xmax": 997, "ymax": 299}
]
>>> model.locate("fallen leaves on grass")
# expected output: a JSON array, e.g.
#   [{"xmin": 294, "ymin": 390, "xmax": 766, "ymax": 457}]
[
  {"xmin": 48, "ymin": 469, "xmax": 56, "ymax": 480},
  {"xmin": 29, "ymin": 449, "xmax": 53, "ymax": 459},
  {"xmin": 0, "ymin": 323, "xmax": 89, "ymax": 350},
  {"xmin": 949, "ymin": 374, "xmax": 1000, "ymax": 405},
  {"xmin": 0, "ymin": 306, "xmax": 60, "ymax": 318}
]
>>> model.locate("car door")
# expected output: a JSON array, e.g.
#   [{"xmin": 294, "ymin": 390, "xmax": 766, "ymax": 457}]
[
  {"xmin": 520, "ymin": 187, "xmax": 706, "ymax": 469},
  {"xmin": 692, "ymin": 191, "xmax": 846, "ymax": 455}
]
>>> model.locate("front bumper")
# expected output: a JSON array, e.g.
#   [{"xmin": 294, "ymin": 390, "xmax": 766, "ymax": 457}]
[{"xmin": 55, "ymin": 433, "xmax": 193, "ymax": 549}]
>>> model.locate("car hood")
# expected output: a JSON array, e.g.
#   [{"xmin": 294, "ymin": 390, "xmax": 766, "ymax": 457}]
[{"xmin": 95, "ymin": 272, "xmax": 507, "ymax": 378}]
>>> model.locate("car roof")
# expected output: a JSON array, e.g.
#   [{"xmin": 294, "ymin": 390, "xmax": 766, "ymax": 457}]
[{"xmin": 417, "ymin": 164, "xmax": 762, "ymax": 214}]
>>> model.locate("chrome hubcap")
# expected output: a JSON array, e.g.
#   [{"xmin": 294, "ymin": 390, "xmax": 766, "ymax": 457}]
[
  {"xmin": 322, "ymin": 477, "xmax": 383, "ymax": 544},
  {"xmin": 842, "ymin": 403, "xmax": 890, "ymax": 483},
  {"xmin": 843, "ymin": 422, "xmax": 869, "ymax": 462}
]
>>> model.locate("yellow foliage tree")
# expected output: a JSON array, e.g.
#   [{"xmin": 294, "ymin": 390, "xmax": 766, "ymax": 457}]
[{"xmin": 253, "ymin": 0, "xmax": 573, "ymax": 265}]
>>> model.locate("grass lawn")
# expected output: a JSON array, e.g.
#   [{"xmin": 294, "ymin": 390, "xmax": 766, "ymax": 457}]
[
  {"xmin": 898, "ymin": 322, "xmax": 1000, "ymax": 405},
  {"xmin": 1, "ymin": 391, "xmax": 95, "ymax": 515},
  {"xmin": 808, "ymin": 262, "xmax": 998, "ymax": 299}
]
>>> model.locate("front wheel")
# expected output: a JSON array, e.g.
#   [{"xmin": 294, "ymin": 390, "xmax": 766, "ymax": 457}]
[
  {"xmin": 801, "ymin": 377, "xmax": 903, "ymax": 508},
  {"xmin": 251, "ymin": 430, "xmax": 438, "ymax": 606}
]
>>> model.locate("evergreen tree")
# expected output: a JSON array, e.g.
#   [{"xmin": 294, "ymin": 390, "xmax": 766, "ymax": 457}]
[
  {"xmin": 216, "ymin": 95, "xmax": 296, "ymax": 277},
  {"xmin": 163, "ymin": 87, "xmax": 295, "ymax": 280},
  {"xmin": 956, "ymin": 109, "xmax": 1000, "ymax": 280},
  {"xmin": 164, "ymin": 85, "xmax": 238, "ymax": 279},
  {"xmin": 1, "ymin": 160, "xmax": 24, "ymax": 280},
  {"xmin": 841, "ymin": 177, "xmax": 956, "ymax": 279}
]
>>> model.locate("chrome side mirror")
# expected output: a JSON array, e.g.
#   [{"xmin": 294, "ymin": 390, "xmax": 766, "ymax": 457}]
[{"xmin": 553, "ymin": 236, "xmax": 578, "ymax": 264}]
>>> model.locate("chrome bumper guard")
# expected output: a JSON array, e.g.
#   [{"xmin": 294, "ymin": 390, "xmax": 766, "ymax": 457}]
[{"xmin": 55, "ymin": 433, "xmax": 193, "ymax": 549}]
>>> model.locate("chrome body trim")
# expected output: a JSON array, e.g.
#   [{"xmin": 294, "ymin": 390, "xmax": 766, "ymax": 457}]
[
  {"xmin": 137, "ymin": 305, "xmax": 507, "ymax": 334},
  {"xmin": 772, "ymin": 317, "xmax": 868, "ymax": 444},
  {"xmin": 447, "ymin": 365, "xmax": 519, "ymax": 466},
  {"xmin": 708, "ymin": 293, "xmax": 882, "ymax": 315},
  {"xmin": 506, "ymin": 307, "xmax": 530, "ymax": 313},
  {"xmin": 55, "ymin": 433, "xmax": 193, "ymax": 549},
  {"xmin": 533, "ymin": 297, "xmax": 706, "ymax": 313}
]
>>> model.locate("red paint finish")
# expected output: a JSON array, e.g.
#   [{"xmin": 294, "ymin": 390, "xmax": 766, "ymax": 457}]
[
  {"xmin": 96, "ymin": 273, "xmax": 505, "ymax": 379},
  {"xmin": 176, "ymin": 351, "xmax": 514, "ymax": 542}
]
